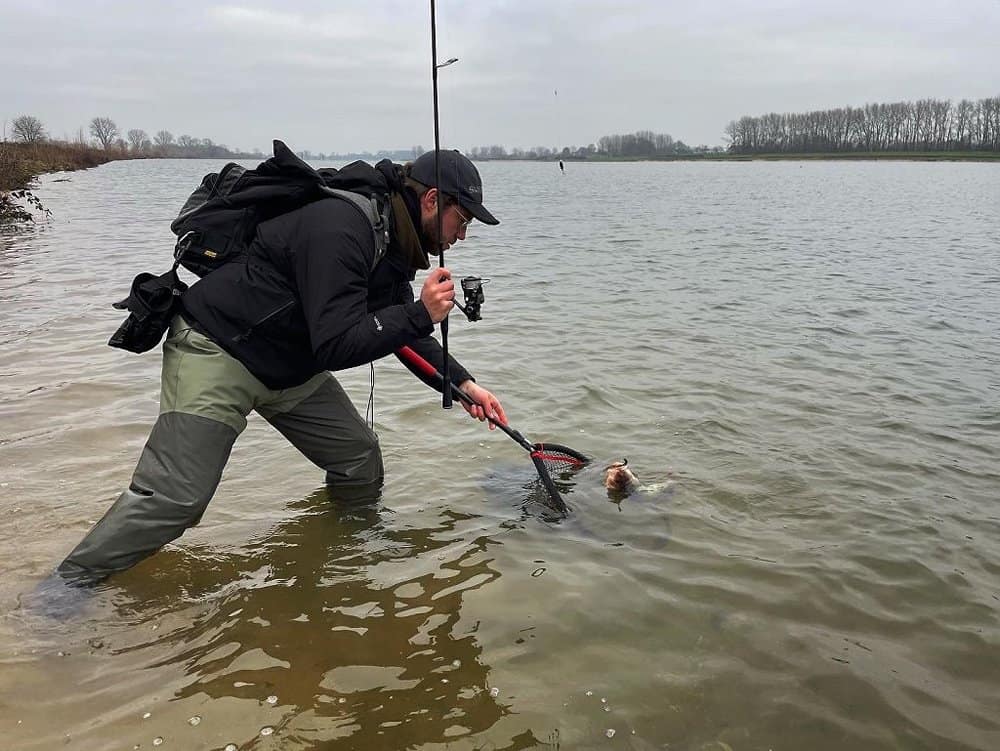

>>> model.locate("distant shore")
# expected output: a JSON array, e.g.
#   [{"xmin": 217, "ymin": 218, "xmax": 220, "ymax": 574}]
[
  {"xmin": 713, "ymin": 151, "xmax": 1000, "ymax": 162},
  {"xmin": 5, "ymin": 142, "xmax": 998, "ymax": 192},
  {"xmin": 4, "ymin": 141, "xmax": 998, "ymax": 224},
  {"xmin": 546, "ymin": 151, "xmax": 1000, "ymax": 163},
  {"xmin": 7, "ymin": 141, "xmax": 999, "ymax": 188}
]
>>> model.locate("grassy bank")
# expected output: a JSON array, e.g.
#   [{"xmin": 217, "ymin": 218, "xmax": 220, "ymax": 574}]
[{"xmin": 0, "ymin": 141, "xmax": 121, "ymax": 224}]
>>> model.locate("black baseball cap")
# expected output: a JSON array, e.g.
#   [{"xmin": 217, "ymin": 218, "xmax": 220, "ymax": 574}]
[{"xmin": 410, "ymin": 149, "xmax": 499, "ymax": 225}]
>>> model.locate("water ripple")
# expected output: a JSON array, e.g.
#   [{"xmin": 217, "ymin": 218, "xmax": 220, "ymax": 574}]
[{"xmin": 2, "ymin": 160, "xmax": 999, "ymax": 750}]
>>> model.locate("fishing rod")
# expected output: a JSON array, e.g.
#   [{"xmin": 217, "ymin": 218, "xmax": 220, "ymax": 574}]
[{"xmin": 429, "ymin": 0, "xmax": 454, "ymax": 409}]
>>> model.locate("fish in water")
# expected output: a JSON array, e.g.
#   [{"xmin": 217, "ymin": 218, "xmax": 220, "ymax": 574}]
[
  {"xmin": 602, "ymin": 459, "xmax": 677, "ymax": 503},
  {"xmin": 603, "ymin": 458, "xmax": 640, "ymax": 495}
]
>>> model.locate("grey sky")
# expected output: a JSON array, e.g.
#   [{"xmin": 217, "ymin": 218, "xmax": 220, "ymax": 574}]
[{"xmin": 2, "ymin": 0, "xmax": 998, "ymax": 154}]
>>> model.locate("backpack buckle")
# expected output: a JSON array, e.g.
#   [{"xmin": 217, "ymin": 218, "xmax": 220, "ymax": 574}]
[
  {"xmin": 371, "ymin": 195, "xmax": 391, "ymax": 250},
  {"xmin": 174, "ymin": 230, "xmax": 197, "ymax": 261}
]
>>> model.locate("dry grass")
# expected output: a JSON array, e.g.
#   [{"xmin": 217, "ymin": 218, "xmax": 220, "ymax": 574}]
[
  {"xmin": 0, "ymin": 140, "xmax": 116, "ymax": 191},
  {"xmin": 0, "ymin": 141, "xmax": 125, "ymax": 223}
]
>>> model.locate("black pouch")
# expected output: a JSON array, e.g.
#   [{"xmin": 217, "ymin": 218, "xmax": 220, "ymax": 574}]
[{"xmin": 108, "ymin": 267, "xmax": 188, "ymax": 354}]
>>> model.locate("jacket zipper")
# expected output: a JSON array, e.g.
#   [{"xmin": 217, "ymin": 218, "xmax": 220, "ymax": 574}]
[{"xmin": 233, "ymin": 300, "xmax": 295, "ymax": 343}]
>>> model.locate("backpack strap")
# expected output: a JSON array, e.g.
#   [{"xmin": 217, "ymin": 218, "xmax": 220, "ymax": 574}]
[{"xmin": 318, "ymin": 187, "xmax": 392, "ymax": 271}]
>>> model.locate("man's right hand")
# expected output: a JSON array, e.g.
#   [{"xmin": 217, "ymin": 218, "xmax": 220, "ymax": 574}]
[{"xmin": 420, "ymin": 267, "xmax": 455, "ymax": 323}]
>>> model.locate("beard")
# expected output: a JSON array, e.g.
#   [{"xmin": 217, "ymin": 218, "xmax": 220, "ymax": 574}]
[{"xmin": 420, "ymin": 212, "xmax": 446, "ymax": 254}]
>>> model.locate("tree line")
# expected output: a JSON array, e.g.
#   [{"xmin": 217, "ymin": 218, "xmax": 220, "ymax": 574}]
[
  {"xmin": 5, "ymin": 115, "xmax": 259, "ymax": 158},
  {"xmin": 8, "ymin": 95, "xmax": 1000, "ymax": 165},
  {"xmin": 468, "ymin": 133, "xmax": 725, "ymax": 161},
  {"xmin": 725, "ymin": 96, "xmax": 1000, "ymax": 154}
]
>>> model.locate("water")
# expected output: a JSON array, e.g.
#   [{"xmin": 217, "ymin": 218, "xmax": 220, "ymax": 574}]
[{"xmin": 1, "ymin": 158, "xmax": 998, "ymax": 750}]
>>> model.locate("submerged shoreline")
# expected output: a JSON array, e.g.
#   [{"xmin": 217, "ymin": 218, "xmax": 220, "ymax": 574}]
[{"xmin": 0, "ymin": 141, "xmax": 124, "ymax": 224}]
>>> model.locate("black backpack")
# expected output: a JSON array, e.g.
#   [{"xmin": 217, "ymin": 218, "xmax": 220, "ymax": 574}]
[
  {"xmin": 171, "ymin": 139, "xmax": 393, "ymax": 277},
  {"xmin": 109, "ymin": 140, "xmax": 395, "ymax": 354}
]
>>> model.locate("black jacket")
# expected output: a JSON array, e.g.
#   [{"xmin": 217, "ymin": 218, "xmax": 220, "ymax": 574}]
[{"xmin": 180, "ymin": 188, "xmax": 472, "ymax": 391}]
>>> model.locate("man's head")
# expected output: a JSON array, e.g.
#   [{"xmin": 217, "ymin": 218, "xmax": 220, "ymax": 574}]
[{"xmin": 406, "ymin": 149, "xmax": 498, "ymax": 252}]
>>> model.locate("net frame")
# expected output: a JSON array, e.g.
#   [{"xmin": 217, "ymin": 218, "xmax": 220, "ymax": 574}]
[
  {"xmin": 529, "ymin": 443, "xmax": 589, "ymax": 513},
  {"xmin": 396, "ymin": 346, "xmax": 590, "ymax": 516}
]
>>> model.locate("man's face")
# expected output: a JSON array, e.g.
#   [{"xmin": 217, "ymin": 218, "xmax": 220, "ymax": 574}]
[{"xmin": 420, "ymin": 190, "xmax": 472, "ymax": 253}]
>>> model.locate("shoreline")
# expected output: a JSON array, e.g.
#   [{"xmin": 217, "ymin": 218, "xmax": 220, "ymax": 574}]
[
  {"xmin": 1, "ymin": 141, "xmax": 122, "ymax": 224},
  {"xmin": 509, "ymin": 151, "xmax": 1000, "ymax": 164},
  {"xmin": 1, "ymin": 141, "xmax": 141, "ymax": 224},
  {"xmin": 5, "ymin": 144, "xmax": 998, "ymax": 189},
  {"xmin": 3, "ymin": 142, "xmax": 998, "ymax": 224},
  {"xmin": 5, "ymin": 144, "xmax": 995, "ymax": 226},
  {"xmin": 0, "ymin": 141, "xmax": 121, "ymax": 191}
]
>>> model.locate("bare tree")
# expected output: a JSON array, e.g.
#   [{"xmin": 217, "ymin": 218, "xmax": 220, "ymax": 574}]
[
  {"xmin": 127, "ymin": 128, "xmax": 149, "ymax": 152},
  {"xmin": 154, "ymin": 130, "xmax": 174, "ymax": 147},
  {"xmin": 12, "ymin": 115, "xmax": 47, "ymax": 143},
  {"xmin": 176, "ymin": 134, "xmax": 195, "ymax": 149},
  {"xmin": 954, "ymin": 99, "xmax": 974, "ymax": 149},
  {"xmin": 90, "ymin": 116, "xmax": 119, "ymax": 149},
  {"xmin": 726, "ymin": 96, "xmax": 1000, "ymax": 154}
]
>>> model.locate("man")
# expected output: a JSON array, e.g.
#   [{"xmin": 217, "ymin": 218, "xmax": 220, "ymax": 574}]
[{"xmin": 57, "ymin": 148, "xmax": 506, "ymax": 584}]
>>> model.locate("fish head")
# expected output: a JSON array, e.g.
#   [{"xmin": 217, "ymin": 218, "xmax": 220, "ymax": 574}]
[{"xmin": 603, "ymin": 458, "xmax": 639, "ymax": 493}]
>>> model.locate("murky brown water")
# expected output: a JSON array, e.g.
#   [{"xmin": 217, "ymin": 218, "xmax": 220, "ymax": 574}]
[{"xmin": 2, "ymin": 159, "xmax": 999, "ymax": 750}]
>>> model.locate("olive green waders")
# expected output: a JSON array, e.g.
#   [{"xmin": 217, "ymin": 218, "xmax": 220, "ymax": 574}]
[{"xmin": 57, "ymin": 317, "xmax": 383, "ymax": 583}]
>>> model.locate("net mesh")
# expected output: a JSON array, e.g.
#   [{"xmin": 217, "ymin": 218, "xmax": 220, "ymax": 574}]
[
  {"xmin": 529, "ymin": 443, "xmax": 589, "ymax": 514},
  {"xmin": 531, "ymin": 445, "xmax": 587, "ymax": 473}
]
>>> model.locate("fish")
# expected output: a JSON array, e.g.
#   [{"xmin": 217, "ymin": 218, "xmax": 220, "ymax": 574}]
[{"xmin": 603, "ymin": 458, "xmax": 640, "ymax": 495}]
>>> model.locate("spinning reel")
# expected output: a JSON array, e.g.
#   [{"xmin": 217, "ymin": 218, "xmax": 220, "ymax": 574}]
[{"xmin": 453, "ymin": 276, "xmax": 488, "ymax": 322}]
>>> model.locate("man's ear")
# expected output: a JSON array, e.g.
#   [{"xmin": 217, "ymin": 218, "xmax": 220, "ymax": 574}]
[{"xmin": 419, "ymin": 187, "xmax": 438, "ymax": 214}]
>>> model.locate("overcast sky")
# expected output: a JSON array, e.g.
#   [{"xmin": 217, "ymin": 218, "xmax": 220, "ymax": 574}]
[{"xmin": 2, "ymin": 0, "xmax": 998, "ymax": 154}]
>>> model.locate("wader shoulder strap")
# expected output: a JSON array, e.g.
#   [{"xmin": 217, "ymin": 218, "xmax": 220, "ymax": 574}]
[{"xmin": 318, "ymin": 187, "xmax": 392, "ymax": 271}]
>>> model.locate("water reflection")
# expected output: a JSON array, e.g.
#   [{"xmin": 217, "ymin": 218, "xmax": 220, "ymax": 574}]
[{"xmin": 109, "ymin": 490, "xmax": 538, "ymax": 749}]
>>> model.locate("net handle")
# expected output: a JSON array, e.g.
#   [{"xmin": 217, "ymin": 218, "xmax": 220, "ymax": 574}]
[
  {"xmin": 398, "ymin": 346, "xmax": 534, "ymax": 452},
  {"xmin": 397, "ymin": 346, "xmax": 586, "ymax": 515}
]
